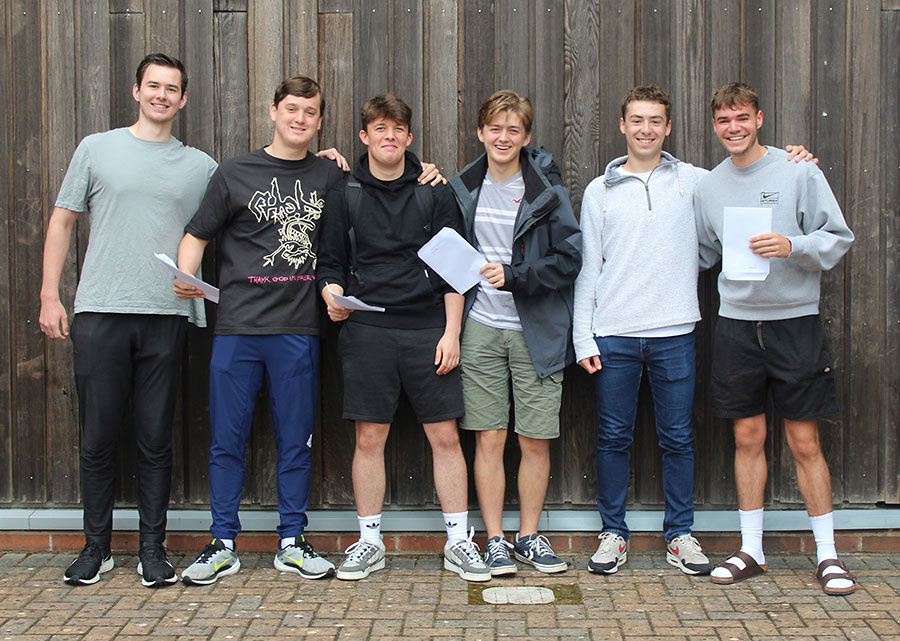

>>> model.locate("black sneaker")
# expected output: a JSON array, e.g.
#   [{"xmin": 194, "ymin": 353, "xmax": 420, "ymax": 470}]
[
  {"xmin": 137, "ymin": 543, "xmax": 178, "ymax": 588},
  {"xmin": 63, "ymin": 542, "xmax": 113, "ymax": 585}
]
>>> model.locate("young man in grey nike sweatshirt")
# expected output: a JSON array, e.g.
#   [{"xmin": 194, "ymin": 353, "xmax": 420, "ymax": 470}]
[{"xmin": 694, "ymin": 82, "xmax": 855, "ymax": 595}]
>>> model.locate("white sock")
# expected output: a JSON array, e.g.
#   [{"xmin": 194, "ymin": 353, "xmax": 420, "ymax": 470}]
[
  {"xmin": 810, "ymin": 512, "xmax": 837, "ymax": 563},
  {"xmin": 443, "ymin": 511, "xmax": 468, "ymax": 543},
  {"xmin": 358, "ymin": 514, "xmax": 382, "ymax": 544},
  {"xmin": 710, "ymin": 508, "xmax": 765, "ymax": 580},
  {"xmin": 280, "ymin": 536, "xmax": 295, "ymax": 549},
  {"xmin": 220, "ymin": 538, "xmax": 235, "ymax": 551},
  {"xmin": 810, "ymin": 512, "xmax": 852, "ymax": 589}
]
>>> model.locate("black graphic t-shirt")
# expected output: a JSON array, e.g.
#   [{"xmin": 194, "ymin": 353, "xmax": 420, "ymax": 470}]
[{"xmin": 186, "ymin": 148, "xmax": 344, "ymax": 335}]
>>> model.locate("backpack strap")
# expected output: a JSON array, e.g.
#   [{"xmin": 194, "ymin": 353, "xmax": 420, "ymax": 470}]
[{"xmin": 345, "ymin": 179, "xmax": 362, "ymax": 269}]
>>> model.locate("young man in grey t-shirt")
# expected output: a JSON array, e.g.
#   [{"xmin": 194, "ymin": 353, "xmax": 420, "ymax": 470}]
[{"xmin": 39, "ymin": 53, "xmax": 217, "ymax": 588}]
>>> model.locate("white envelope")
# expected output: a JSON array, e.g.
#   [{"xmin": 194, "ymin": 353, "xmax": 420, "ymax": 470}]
[{"xmin": 722, "ymin": 207, "xmax": 772, "ymax": 281}]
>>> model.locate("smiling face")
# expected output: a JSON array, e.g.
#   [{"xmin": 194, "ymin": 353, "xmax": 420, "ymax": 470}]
[
  {"xmin": 132, "ymin": 64, "xmax": 187, "ymax": 125},
  {"xmin": 270, "ymin": 93, "xmax": 323, "ymax": 153},
  {"xmin": 477, "ymin": 109, "xmax": 532, "ymax": 178},
  {"xmin": 713, "ymin": 102, "xmax": 765, "ymax": 166},
  {"xmin": 360, "ymin": 117, "xmax": 412, "ymax": 174},
  {"xmin": 620, "ymin": 99, "xmax": 671, "ymax": 165}
]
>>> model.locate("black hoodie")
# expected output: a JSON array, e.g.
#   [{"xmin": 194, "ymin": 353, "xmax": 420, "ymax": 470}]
[{"xmin": 317, "ymin": 151, "xmax": 463, "ymax": 329}]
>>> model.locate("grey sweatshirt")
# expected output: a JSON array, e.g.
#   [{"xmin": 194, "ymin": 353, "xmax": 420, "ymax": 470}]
[
  {"xmin": 573, "ymin": 152, "xmax": 706, "ymax": 362},
  {"xmin": 694, "ymin": 147, "xmax": 854, "ymax": 321}
]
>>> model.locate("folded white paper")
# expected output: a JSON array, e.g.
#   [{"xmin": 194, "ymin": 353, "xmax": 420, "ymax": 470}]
[
  {"xmin": 417, "ymin": 227, "xmax": 487, "ymax": 295},
  {"xmin": 722, "ymin": 207, "xmax": 772, "ymax": 281},
  {"xmin": 326, "ymin": 284, "xmax": 385, "ymax": 312},
  {"xmin": 155, "ymin": 253, "xmax": 220, "ymax": 303}
]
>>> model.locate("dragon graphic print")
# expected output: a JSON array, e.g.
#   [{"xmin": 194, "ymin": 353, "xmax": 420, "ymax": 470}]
[{"xmin": 248, "ymin": 177, "xmax": 324, "ymax": 269}]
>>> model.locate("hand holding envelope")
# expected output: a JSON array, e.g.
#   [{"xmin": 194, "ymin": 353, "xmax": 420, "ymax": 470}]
[{"xmin": 417, "ymin": 227, "xmax": 488, "ymax": 294}]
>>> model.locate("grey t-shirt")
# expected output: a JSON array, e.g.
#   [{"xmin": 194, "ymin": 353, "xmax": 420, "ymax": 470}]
[
  {"xmin": 469, "ymin": 171, "xmax": 524, "ymax": 330},
  {"xmin": 55, "ymin": 128, "xmax": 217, "ymax": 325}
]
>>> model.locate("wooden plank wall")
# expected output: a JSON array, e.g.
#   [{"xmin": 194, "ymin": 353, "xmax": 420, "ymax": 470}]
[{"xmin": 1, "ymin": 0, "xmax": 898, "ymax": 512}]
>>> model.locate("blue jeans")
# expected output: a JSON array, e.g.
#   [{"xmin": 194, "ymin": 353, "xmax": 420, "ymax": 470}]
[
  {"xmin": 593, "ymin": 333, "xmax": 696, "ymax": 542},
  {"xmin": 208, "ymin": 334, "xmax": 319, "ymax": 540}
]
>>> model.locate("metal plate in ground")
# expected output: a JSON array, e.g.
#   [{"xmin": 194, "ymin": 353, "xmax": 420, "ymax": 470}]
[{"xmin": 468, "ymin": 583, "xmax": 583, "ymax": 605}]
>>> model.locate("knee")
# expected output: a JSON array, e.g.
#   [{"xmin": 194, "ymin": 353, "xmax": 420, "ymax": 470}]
[
  {"xmin": 788, "ymin": 434, "xmax": 822, "ymax": 463},
  {"xmin": 427, "ymin": 426, "xmax": 462, "ymax": 454},
  {"xmin": 596, "ymin": 425, "xmax": 633, "ymax": 452},
  {"xmin": 518, "ymin": 435, "xmax": 550, "ymax": 461},
  {"xmin": 476, "ymin": 430, "xmax": 507, "ymax": 458}
]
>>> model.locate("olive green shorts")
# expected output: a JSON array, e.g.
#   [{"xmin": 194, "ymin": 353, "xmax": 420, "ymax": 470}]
[{"xmin": 459, "ymin": 319, "xmax": 563, "ymax": 439}]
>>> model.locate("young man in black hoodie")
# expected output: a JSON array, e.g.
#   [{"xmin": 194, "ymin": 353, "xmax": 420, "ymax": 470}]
[{"xmin": 318, "ymin": 94, "xmax": 489, "ymax": 583}]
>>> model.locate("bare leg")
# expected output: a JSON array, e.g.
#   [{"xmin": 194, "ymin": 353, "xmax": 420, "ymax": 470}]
[
  {"xmin": 352, "ymin": 421, "xmax": 391, "ymax": 516},
  {"xmin": 474, "ymin": 429, "xmax": 507, "ymax": 538},
  {"xmin": 423, "ymin": 419, "xmax": 468, "ymax": 513},
  {"xmin": 733, "ymin": 414, "xmax": 768, "ymax": 510},
  {"xmin": 783, "ymin": 419, "xmax": 832, "ymax": 516},
  {"xmin": 517, "ymin": 435, "xmax": 550, "ymax": 537}
]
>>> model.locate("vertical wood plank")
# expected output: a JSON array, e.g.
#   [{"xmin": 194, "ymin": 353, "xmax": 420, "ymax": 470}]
[
  {"xmin": 389, "ymin": 0, "xmax": 430, "ymax": 505},
  {"xmin": 11, "ymin": 0, "xmax": 47, "ymax": 502},
  {"xmin": 562, "ymin": 0, "xmax": 599, "ymax": 505},
  {"xmin": 458, "ymin": 0, "xmax": 494, "ymax": 168},
  {"xmin": 0, "ymin": 0, "xmax": 12, "ymax": 502},
  {"xmin": 882, "ymin": 8, "xmax": 900, "ymax": 504},
  {"xmin": 44, "ymin": 0, "xmax": 80, "ymax": 505},
  {"xmin": 704, "ymin": 0, "xmax": 741, "ymax": 167},
  {"xmin": 742, "ymin": 0, "xmax": 775, "ymax": 122},
  {"xmin": 286, "ymin": 0, "xmax": 319, "ymax": 153},
  {"xmin": 247, "ymin": 0, "xmax": 284, "ymax": 150},
  {"xmin": 495, "ymin": 0, "xmax": 530, "ymax": 95},
  {"xmin": 390, "ymin": 1, "xmax": 424, "ymax": 159},
  {"xmin": 597, "ymin": 0, "xmax": 633, "ymax": 184},
  {"xmin": 423, "ymin": 0, "xmax": 458, "ymax": 176},
  {"xmin": 318, "ymin": 10, "xmax": 356, "ymax": 505},
  {"xmin": 531, "ymin": 0, "xmax": 565, "ymax": 166},
  {"xmin": 699, "ymin": 0, "xmax": 741, "ymax": 507},
  {"xmin": 110, "ymin": 9, "xmax": 146, "ymax": 129},
  {"xmin": 638, "ymin": 1, "xmax": 672, "ymax": 88},
  {"xmin": 773, "ymin": 0, "xmax": 815, "ymax": 504},
  {"xmin": 813, "ymin": 0, "xmax": 849, "ymax": 506},
  {"xmin": 353, "ymin": 0, "xmax": 390, "ymax": 161},
  {"xmin": 845, "ymin": 2, "xmax": 883, "ymax": 502},
  {"xmin": 75, "ymin": 0, "xmax": 112, "ymax": 274}
]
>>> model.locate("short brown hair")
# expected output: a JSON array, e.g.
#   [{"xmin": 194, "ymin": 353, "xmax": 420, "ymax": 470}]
[
  {"xmin": 273, "ymin": 76, "xmax": 324, "ymax": 114},
  {"xmin": 709, "ymin": 82, "xmax": 760, "ymax": 114},
  {"xmin": 360, "ymin": 93, "xmax": 412, "ymax": 130},
  {"xmin": 477, "ymin": 90, "xmax": 534, "ymax": 133},
  {"xmin": 621, "ymin": 84, "xmax": 671, "ymax": 121},
  {"xmin": 136, "ymin": 53, "xmax": 187, "ymax": 95}
]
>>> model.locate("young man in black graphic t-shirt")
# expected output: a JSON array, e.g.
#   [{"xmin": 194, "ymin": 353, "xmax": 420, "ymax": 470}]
[{"xmin": 175, "ymin": 76, "xmax": 343, "ymax": 585}]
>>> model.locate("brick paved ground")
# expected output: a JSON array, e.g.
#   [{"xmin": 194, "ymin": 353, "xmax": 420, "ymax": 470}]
[{"xmin": 1, "ymin": 551, "xmax": 898, "ymax": 640}]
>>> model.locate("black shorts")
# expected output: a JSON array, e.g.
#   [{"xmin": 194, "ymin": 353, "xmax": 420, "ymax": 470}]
[
  {"xmin": 338, "ymin": 321, "xmax": 464, "ymax": 424},
  {"xmin": 711, "ymin": 315, "xmax": 839, "ymax": 420}
]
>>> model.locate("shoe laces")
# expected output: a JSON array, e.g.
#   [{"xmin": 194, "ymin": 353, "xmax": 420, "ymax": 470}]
[
  {"xmin": 485, "ymin": 537, "xmax": 512, "ymax": 564},
  {"xmin": 296, "ymin": 536, "xmax": 320, "ymax": 559},
  {"xmin": 140, "ymin": 544, "xmax": 167, "ymax": 563},
  {"xmin": 78, "ymin": 541, "xmax": 106, "ymax": 562},
  {"xmin": 596, "ymin": 531, "xmax": 623, "ymax": 554},
  {"xmin": 451, "ymin": 527, "xmax": 482, "ymax": 563},
  {"xmin": 344, "ymin": 540, "xmax": 380, "ymax": 563},
  {"xmin": 525, "ymin": 534, "xmax": 555, "ymax": 557},
  {"xmin": 195, "ymin": 540, "xmax": 224, "ymax": 564},
  {"xmin": 672, "ymin": 534, "xmax": 702, "ymax": 553}
]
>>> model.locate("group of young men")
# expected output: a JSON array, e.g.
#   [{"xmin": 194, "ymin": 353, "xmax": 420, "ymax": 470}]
[{"xmin": 40, "ymin": 52, "xmax": 856, "ymax": 597}]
